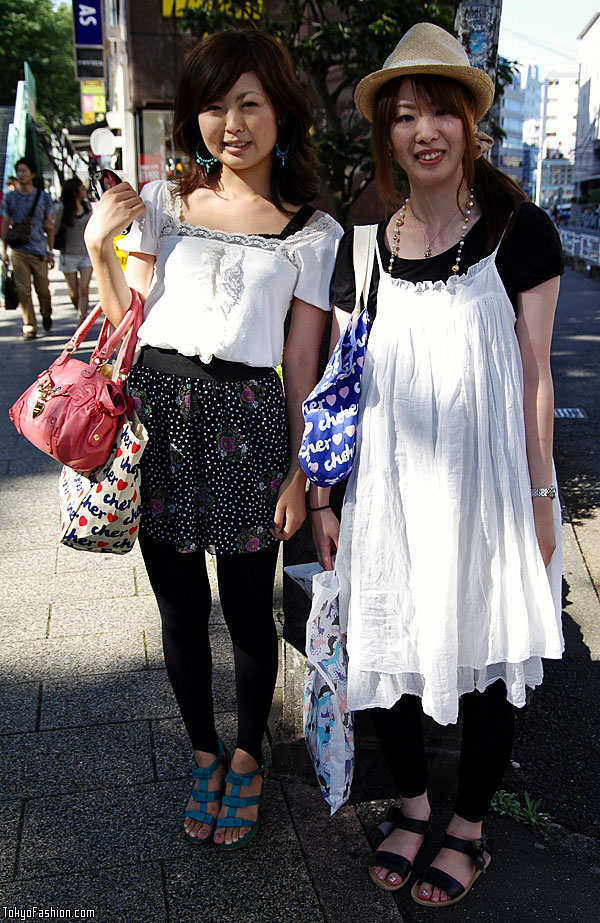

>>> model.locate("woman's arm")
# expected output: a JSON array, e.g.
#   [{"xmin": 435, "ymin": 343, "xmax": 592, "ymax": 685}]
[
  {"xmin": 270, "ymin": 297, "xmax": 329, "ymax": 543},
  {"xmin": 84, "ymin": 183, "xmax": 149, "ymax": 325},
  {"xmin": 515, "ymin": 276, "xmax": 560, "ymax": 566},
  {"xmin": 307, "ymin": 305, "xmax": 349, "ymax": 569}
]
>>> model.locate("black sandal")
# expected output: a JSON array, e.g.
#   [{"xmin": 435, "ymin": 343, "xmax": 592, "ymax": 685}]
[
  {"xmin": 410, "ymin": 832, "xmax": 492, "ymax": 907},
  {"xmin": 368, "ymin": 805, "xmax": 429, "ymax": 892}
]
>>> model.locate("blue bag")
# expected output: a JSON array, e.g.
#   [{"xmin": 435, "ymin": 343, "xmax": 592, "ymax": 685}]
[{"xmin": 299, "ymin": 225, "xmax": 377, "ymax": 487}]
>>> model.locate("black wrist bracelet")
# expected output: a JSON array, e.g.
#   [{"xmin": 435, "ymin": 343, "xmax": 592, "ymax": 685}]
[{"xmin": 308, "ymin": 504, "xmax": 331, "ymax": 513}]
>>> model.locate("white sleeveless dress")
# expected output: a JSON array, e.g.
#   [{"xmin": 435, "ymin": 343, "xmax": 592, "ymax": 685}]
[{"xmin": 335, "ymin": 238, "xmax": 563, "ymax": 726}]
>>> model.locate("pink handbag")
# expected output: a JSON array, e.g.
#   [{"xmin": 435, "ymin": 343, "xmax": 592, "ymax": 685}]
[{"xmin": 9, "ymin": 290, "xmax": 144, "ymax": 473}]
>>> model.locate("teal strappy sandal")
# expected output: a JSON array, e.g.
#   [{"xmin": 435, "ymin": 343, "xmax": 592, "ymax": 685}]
[
  {"xmin": 184, "ymin": 739, "xmax": 228, "ymax": 845},
  {"xmin": 215, "ymin": 758, "xmax": 265, "ymax": 851}
]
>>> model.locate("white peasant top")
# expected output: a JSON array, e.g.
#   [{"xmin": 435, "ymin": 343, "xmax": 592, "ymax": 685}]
[{"xmin": 119, "ymin": 180, "xmax": 343, "ymax": 367}]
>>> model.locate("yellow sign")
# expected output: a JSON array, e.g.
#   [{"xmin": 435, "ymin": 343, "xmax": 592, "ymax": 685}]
[
  {"xmin": 81, "ymin": 80, "xmax": 105, "ymax": 96},
  {"xmin": 162, "ymin": 0, "xmax": 262, "ymax": 18}
]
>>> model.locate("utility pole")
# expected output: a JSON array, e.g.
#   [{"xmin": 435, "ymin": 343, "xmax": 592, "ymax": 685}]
[{"xmin": 455, "ymin": 0, "xmax": 503, "ymax": 133}]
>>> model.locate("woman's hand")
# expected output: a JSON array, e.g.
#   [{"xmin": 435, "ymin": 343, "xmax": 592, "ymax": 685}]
[
  {"xmin": 270, "ymin": 473, "xmax": 307, "ymax": 542},
  {"xmin": 84, "ymin": 182, "xmax": 145, "ymax": 253},
  {"xmin": 532, "ymin": 499, "xmax": 556, "ymax": 567},
  {"xmin": 310, "ymin": 507, "xmax": 340, "ymax": 571}
]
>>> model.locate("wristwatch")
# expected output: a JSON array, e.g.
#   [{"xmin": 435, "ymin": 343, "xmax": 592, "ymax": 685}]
[{"xmin": 531, "ymin": 486, "xmax": 557, "ymax": 499}]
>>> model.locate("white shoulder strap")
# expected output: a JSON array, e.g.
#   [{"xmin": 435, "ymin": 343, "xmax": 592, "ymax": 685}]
[{"xmin": 352, "ymin": 224, "xmax": 378, "ymax": 320}]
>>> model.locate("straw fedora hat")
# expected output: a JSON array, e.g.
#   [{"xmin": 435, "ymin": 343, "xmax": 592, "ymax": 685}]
[{"xmin": 354, "ymin": 22, "xmax": 495, "ymax": 123}]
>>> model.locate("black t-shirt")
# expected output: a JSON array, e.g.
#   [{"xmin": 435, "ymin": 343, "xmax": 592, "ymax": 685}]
[{"xmin": 330, "ymin": 201, "xmax": 564, "ymax": 317}]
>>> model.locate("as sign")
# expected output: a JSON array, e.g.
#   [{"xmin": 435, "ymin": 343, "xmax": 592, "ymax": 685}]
[{"xmin": 73, "ymin": 1, "xmax": 103, "ymax": 47}]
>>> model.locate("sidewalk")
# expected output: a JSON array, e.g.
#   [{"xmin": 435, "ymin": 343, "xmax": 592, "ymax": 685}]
[{"xmin": 0, "ymin": 270, "xmax": 598, "ymax": 923}]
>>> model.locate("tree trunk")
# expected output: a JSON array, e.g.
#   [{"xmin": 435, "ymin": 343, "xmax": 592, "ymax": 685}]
[{"xmin": 454, "ymin": 0, "xmax": 503, "ymax": 133}]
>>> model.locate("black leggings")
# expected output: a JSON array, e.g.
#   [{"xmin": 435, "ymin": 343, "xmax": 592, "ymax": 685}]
[
  {"xmin": 140, "ymin": 530, "xmax": 279, "ymax": 765},
  {"xmin": 371, "ymin": 680, "xmax": 515, "ymax": 823}
]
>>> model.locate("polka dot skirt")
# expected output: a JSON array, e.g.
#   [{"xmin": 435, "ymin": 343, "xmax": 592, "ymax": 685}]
[{"xmin": 127, "ymin": 365, "xmax": 289, "ymax": 555}]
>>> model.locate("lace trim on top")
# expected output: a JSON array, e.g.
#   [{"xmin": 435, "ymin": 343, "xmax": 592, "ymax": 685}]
[{"xmin": 157, "ymin": 182, "xmax": 337, "ymax": 263}]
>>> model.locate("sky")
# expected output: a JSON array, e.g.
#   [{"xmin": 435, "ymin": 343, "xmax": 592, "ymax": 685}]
[{"xmin": 498, "ymin": 0, "xmax": 599, "ymax": 79}]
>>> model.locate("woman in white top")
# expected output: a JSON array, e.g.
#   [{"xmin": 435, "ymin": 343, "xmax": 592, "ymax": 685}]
[
  {"xmin": 55, "ymin": 178, "xmax": 92, "ymax": 320},
  {"xmin": 85, "ymin": 30, "xmax": 342, "ymax": 851},
  {"xmin": 310, "ymin": 23, "xmax": 563, "ymax": 907}
]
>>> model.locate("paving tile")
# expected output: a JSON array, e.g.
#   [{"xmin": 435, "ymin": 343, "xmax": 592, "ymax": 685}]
[
  {"xmin": 39, "ymin": 666, "xmax": 236, "ymax": 731},
  {"xmin": 0, "ymin": 864, "xmax": 167, "ymax": 922},
  {"xmin": 163, "ymin": 781, "xmax": 324, "ymax": 923},
  {"xmin": 55, "ymin": 540, "xmax": 146, "ymax": 575},
  {"xmin": 0, "ymin": 549, "xmax": 57, "ymax": 580},
  {"xmin": 0, "ymin": 683, "xmax": 39, "ymax": 734},
  {"xmin": 0, "ymin": 567, "xmax": 137, "ymax": 608},
  {"xmin": 0, "ymin": 435, "xmax": 19, "ymax": 459},
  {"xmin": 283, "ymin": 782, "xmax": 403, "ymax": 923},
  {"xmin": 0, "ymin": 722, "xmax": 153, "ymax": 801},
  {"xmin": 0, "ymin": 526, "xmax": 58, "ymax": 552},
  {"xmin": 17, "ymin": 780, "xmax": 191, "ymax": 878},
  {"xmin": 0, "ymin": 800, "xmax": 21, "ymax": 882},
  {"xmin": 0, "ymin": 632, "xmax": 149, "ymax": 682},
  {"xmin": 48, "ymin": 595, "xmax": 160, "ymax": 638},
  {"xmin": 0, "ymin": 603, "xmax": 50, "ymax": 640},
  {"xmin": 39, "ymin": 670, "xmax": 180, "ymax": 730}
]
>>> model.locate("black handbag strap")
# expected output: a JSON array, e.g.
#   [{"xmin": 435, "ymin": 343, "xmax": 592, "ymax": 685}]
[{"xmin": 23, "ymin": 187, "xmax": 42, "ymax": 220}]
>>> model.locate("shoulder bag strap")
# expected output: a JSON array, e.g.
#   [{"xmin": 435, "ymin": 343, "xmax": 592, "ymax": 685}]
[
  {"xmin": 27, "ymin": 187, "xmax": 42, "ymax": 219},
  {"xmin": 352, "ymin": 224, "xmax": 378, "ymax": 321}
]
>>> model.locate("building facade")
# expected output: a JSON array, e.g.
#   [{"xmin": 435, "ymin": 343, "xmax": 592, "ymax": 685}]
[
  {"xmin": 535, "ymin": 67, "xmax": 578, "ymax": 211},
  {"xmin": 575, "ymin": 10, "xmax": 600, "ymax": 203},
  {"xmin": 490, "ymin": 70, "xmax": 526, "ymax": 184}
]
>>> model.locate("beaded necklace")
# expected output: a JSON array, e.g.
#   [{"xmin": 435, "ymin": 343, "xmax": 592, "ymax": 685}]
[{"xmin": 387, "ymin": 188, "xmax": 475, "ymax": 275}]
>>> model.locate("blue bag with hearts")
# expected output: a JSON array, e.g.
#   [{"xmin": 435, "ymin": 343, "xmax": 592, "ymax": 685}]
[{"xmin": 298, "ymin": 225, "xmax": 377, "ymax": 487}]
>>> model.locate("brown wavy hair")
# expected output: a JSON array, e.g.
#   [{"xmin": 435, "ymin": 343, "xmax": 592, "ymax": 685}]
[
  {"xmin": 173, "ymin": 30, "xmax": 319, "ymax": 213},
  {"xmin": 371, "ymin": 75, "xmax": 527, "ymax": 248}
]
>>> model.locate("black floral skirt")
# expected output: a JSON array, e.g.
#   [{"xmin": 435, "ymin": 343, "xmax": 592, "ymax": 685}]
[{"xmin": 127, "ymin": 360, "xmax": 289, "ymax": 555}]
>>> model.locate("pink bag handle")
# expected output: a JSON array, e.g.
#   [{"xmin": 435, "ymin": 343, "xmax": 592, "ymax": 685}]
[
  {"xmin": 92, "ymin": 290, "xmax": 144, "ymax": 376},
  {"xmin": 59, "ymin": 289, "xmax": 144, "ymax": 379}
]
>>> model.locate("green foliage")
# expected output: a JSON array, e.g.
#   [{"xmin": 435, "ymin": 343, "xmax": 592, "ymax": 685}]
[
  {"xmin": 0, "ymin": 0, "xmax": 81, "ymax": 135},
  {"xmin": 491, "ymin": 789, "xmax": 552, "ymax": 827},
  {"xmin": 178, "ymin": 1, "xmax": 455, "ymax": 222}
]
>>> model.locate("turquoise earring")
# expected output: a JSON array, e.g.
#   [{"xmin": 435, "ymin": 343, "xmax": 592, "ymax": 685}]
[
  {"xmin": 195, "ymin": 142, "xmax": 218, "ymax": 172},
  {"xmin": 275, "ymin": 142, "xmax": 290, "ymax": 166}
]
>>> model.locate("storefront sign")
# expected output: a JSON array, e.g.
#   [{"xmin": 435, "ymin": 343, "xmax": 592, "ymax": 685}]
[
  {"xmin": 73, "ymin": 2, "xmax": 104, "ymax": 80},
  {"xmin": 75, "ymin": 47, "xmax": 105, "ymax": 80},
  {"xmin": 74, "ymin": 2, "xmax": 103, "ymax": 45},
  {"xmin": 80, "ymin": 80, "xmax": 106, "ymax": 125}
]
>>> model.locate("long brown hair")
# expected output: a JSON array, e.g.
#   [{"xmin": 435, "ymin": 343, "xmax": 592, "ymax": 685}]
[
  {"xmin": 173, "ymin": 30, "xmax": 319, "ymax": 212},
  {"xmin": 371, "ymin": 75, "xmax": 527, "ymax": 248},
  {"xmin": 60, "ymin": 178, "xmax": 91, "ymax": 227}
]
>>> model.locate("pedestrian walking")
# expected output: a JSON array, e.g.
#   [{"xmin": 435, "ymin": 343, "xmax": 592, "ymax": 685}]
[
  {"xmin": 1, "ymin": 157, "xmax": 55, "ymax": 339},
  {"xmin": 310, "ymin": 22, "xmax": 564, "ymax": 907},
  {"xmin": 84, "ymin": 30, "xmax": 342, "ymax": 851},
  {"xmin": 54, "ymin": 178, "xmax": 93, "ymax": 320}
]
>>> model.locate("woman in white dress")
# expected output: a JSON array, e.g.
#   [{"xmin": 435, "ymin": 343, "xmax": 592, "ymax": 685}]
[
  {"xmin": 84, "ymin": 30, "xmax": 342, "ymax": 851},
  {"xmin": 310, "ymin": 23, "xmax": 563, "ymax": 907}
]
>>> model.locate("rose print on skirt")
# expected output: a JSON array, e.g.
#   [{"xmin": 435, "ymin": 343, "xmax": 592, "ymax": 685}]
[
  {"xmin": 259, "ymin": 469, "xmax": 283, "ymax": 503},
  {"xmin": 149, "ymin": 487, "xmax": 175, "ymax": 522},
  {"xmin": 127, "ymin": 386, "xmax": 153, "ymax": 424},
  {"xmin": 236, "ymin": 525, "xmax": 272, "ymax": 553},
  {"xmin": 238, "ymin": 379, "xmax": 265, "ymax": 411},
  {"xmin": 176, "ymin": 382, "xmax": 201, "ymax": 421},
  {"xmin": 216, "ymin": 424, "xmax": 248, "ymax": 461}
]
